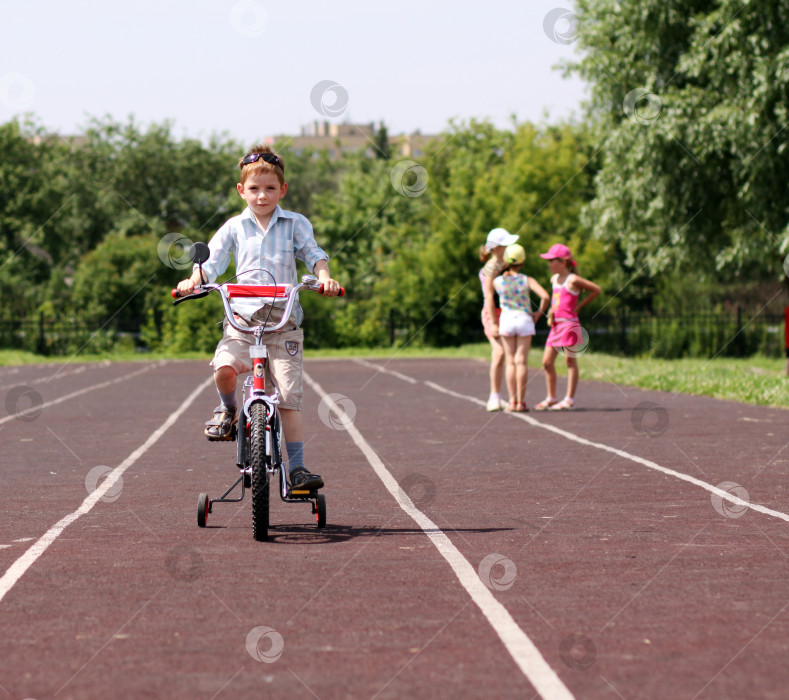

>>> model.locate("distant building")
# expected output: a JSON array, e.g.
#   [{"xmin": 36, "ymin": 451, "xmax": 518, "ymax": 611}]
[
  {"xmin": 28, "ymin": 133, "xmax": 90, "ymax": 148},
  {"xmin": 267, "ymin": 121, "xmax": 439, "ymax": 160}
]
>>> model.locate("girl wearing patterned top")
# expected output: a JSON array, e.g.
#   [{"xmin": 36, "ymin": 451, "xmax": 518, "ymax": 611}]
[
  {"xmin": 479, "ymin": 228, "xmax": 519, "ymax": 411},
  {"xmin": 535, "ymin": 244, "xmax": 601, "ymax": 411},
  {"xmin": 493, "ymin": 245, "xmax": 550, "ymax": 412}
]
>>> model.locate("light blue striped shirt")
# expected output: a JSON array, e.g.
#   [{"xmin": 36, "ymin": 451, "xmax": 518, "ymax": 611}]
[{"xmin": 196, "ymin": 205, "xmax": 329, "ymax": 325}]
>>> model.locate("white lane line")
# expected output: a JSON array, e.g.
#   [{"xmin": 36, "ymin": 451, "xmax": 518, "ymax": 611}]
[
  {"xmin": 0, "ymin": 362, "xmax": 164, "ymax": 427},
  {"xmin": 422, "ymin": 380, "xmax": 789, "ymax": 523},
  {"xmin": 304, "ymin": 371, "xmax": 574, "ymax": 700},
  {"xmin": 354, "ymin": 358, "xmax": 418, "ymax": 384},
  {"xmin": 0, "ymin": 363, "xmax": 92, "ymax": 392},
  {"xmin": 0, "ymin": 377, "xmax": 213, "ymax": 605},
  {"xmin": 357, "ymin": 360, "xmax": 789, "ymax": 524}
]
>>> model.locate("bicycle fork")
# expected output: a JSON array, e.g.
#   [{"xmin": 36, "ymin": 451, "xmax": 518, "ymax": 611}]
[{"xmin": 238, "ymin": 337, "xmax": 282, "ymax": 470}]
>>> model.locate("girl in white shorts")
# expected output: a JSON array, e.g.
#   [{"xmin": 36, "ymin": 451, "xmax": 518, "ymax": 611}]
[{"xmin": 493, "ymin": 245, "xmax": 550, "ymax": 412}]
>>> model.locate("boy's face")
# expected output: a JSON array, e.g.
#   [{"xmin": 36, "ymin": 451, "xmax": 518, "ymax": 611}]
[{"xmin": 237, "ymin": 172, "xmax": 287, "ymax": 220}]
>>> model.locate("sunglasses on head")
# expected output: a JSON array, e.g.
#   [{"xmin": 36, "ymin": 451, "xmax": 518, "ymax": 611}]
[{"xmin": 240, "ymin": 152, "xmax": 284, "ymax": 173}]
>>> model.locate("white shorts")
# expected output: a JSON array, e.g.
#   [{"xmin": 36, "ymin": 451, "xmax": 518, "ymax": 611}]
[{"xmin": 499, "ymin": 309, "xmax": 535, "ymax": 337}]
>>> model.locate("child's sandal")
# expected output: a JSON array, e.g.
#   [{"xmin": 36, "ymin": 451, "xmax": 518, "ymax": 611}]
[
  {"xmin": 535, "ymin": 398, "xmax": 558, "ymax": 411},
  {"xmin": 204, "ymin": 404, "xmax": 238, "ymax": 441},
  {"xmin": 549, "ymin": 397, "xmax": 575, "ymax": 411}
]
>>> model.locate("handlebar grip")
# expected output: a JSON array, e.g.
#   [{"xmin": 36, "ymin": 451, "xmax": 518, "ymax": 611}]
[
  {"xmin": 171, "ymin": 287, "xmax": 210, "ymax": 305},
  {"xmin": 319, "ymin": 285, "xmax": 345, "ymax": 297}
]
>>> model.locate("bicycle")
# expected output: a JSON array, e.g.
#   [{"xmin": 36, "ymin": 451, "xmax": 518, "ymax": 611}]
[{"xmin": 172, "ymin": 242, "xmax": 344, "ymax": 541}]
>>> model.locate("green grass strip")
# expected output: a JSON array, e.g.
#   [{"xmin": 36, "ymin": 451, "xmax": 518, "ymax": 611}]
[{"xmin": 1, "ymin": 345, "xmax": 786, "ymax": 409}]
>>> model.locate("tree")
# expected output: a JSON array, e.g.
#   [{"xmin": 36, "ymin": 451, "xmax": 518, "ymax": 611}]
[
  {"xmin": 70, "ymin": 228, "xmax": 167, "ymax": 329},
  {"xmin": 406, "ymin": 119, "xmax": 600, "ymax": 345},
  {"xmin": 308, "ymin": 151, "xmax": 431, "ymax": 346},
  {"xmin": 0, "ymin": 113, "xmax": 602, "ymax": 351},
  {"xmin": 568, "ymin": 0, "xmax": 789, "ymax": 286},
  {"xmin": 0, "ymin": 119, "xmax": 80, "ymax": 320},
  {"xmin": 270, "ymin": 143, "xmax": 339, "ymax": 221},
  {"xmin": 374, "ymin": 122, "xmax": 391, "ymax": 160}
]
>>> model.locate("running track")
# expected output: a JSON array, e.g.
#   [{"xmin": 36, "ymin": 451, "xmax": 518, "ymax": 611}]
[{"xmin": 0, "ymin": 358, "xmax": 787, "ymax": 699}]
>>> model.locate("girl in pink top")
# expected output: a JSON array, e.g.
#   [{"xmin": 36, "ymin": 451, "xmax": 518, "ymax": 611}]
[{"xmin": 535, "ymin": 244, "xmax": 601, "ymax": 411}]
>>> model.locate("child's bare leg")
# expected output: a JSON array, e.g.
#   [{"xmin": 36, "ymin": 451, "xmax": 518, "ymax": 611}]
[
  {"xmin": 542, "ymin": 345, "xmax": 559, "ymax": 398},
  {"xmin": 565, "ymin": 355, "xmax": 579, "ymax": 399},
  {"xmin": 489, "ymin": 336, "xmax": 505, "ymax": 395},
  {"xmin": 278, "ymin": 407, "xmax": 303, "ymax": 443},
  {"xmin": 214, "ymin": 365, "xmax": 237, "ymax": 396},
  {"xmin": 501, "ymin": 336, "xmax": 517, "ymax": 404},
  {"xmin": 515, "ymin": 336, "xmax": 531, "ymax": 403}
]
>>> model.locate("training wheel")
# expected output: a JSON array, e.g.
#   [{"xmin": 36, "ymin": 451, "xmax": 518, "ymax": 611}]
[
  {"xmin": 315, "ymin": 494, "xmax": 326, "ymax": 529},
  {"xmin": 197, "ymin": 493, "xmax": 210, "ymax": 528}
]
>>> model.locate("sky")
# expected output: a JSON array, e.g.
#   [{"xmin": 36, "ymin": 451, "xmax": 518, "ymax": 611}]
[{"xmin": 0, "ymin": 0, "xmax": 588, "ymax": 145}]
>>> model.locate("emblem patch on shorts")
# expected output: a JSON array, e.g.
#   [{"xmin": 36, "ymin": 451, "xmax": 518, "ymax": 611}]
[{"xmin": 285, "ymin": 341, "xmax": 299, "ymax": 356}]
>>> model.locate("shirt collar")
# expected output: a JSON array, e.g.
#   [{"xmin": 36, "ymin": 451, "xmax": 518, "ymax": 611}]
[{"xmin": 241, "ymin": 204, "xmax": 293, "ymax": 231}]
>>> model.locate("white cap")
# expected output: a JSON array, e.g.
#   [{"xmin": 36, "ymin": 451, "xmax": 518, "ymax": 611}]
[{"xmin": 485, "ymin": 228, "xmax": 519, "ymax": 251}]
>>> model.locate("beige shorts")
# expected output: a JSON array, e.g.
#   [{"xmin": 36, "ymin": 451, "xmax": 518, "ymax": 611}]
[{"xmin": 210, "ymin": 307, "xmax": 304, "ymax": 410}]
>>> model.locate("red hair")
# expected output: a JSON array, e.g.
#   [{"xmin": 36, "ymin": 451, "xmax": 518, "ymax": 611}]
[{"xmin": 238, "ymin": 144, "xmax": 285, "ymax": 185}]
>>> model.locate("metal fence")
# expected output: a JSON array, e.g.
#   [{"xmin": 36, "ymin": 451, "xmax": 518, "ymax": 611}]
[
  {"xmin": 389, "ymin": 307, "xmax": 787, "ymax": 359},
  {"xmin": 0, "ymin": 316, "xmax": 141, "ymax": 356},
  {"xmin": 1, "ymin": 307, "xmax": 786, "ymax": 358},
  {"xmin": 580, "ymin": 308, "xmax": 785, "ymax": 358}
]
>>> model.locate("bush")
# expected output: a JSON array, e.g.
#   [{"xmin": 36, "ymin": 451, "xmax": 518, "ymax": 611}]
[{"xmin": 650, "ymin": 319, "xmax": 687, "ymax": 358}]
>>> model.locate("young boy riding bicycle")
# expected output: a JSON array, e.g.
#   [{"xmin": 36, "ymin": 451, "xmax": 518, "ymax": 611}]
[{"xmin": 176, "ymin": 144, "xmax": 342, "ymax": 491}]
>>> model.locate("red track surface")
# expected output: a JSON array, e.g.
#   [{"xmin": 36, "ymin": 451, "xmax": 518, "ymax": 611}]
[{"xmin": 0, "ymin": 358, "xmax": 787, "ymax": 699}]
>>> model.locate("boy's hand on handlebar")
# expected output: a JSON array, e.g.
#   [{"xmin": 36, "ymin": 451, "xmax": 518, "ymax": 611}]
[
  {"xmin": 320, "ymin": 278, "xmax": 342, "ymax": 297},
  {"xmin": 176, "ymin": 278, "xmax": 197, "ymax": 296},
  {"xmin": 175, "ymin": 269, "xmax": 206, "ymax": 296}
]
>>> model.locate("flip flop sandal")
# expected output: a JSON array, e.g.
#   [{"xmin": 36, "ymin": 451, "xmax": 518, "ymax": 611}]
[{"xmin": 204, "ymin": 404, "xmax": 238, "ymax": 441}]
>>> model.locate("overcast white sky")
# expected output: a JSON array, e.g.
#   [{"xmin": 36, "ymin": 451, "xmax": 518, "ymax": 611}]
[{"xmin": 0, "ymin": 0, "xmax": 587, "ymax": 145}]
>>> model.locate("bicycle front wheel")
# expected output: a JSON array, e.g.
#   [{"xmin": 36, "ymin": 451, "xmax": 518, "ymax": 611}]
[{"xmin": 249, "ymin": 402, "xmax": 269, "ymax": 541}]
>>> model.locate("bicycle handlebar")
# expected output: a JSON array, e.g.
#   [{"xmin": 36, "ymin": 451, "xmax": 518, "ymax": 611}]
[{"xmin": 171, "ymin": 276, "xmax": 345, "ymax": 335}]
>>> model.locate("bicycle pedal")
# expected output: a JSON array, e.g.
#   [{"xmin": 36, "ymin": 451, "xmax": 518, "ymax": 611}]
[
  {"xmin": 205, "ymin": 425, "xmax": 237, "ymax": 442},
  {"xmin": 206, "ymin": 434, "xmax": 235, "ymax": 442},
  {"xmin": 289, "ymin": 489, "xmax": 312, "ymax": 496}
]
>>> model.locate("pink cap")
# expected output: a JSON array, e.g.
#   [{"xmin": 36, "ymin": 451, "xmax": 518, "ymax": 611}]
[{"xmin": 540, "ymin": 243, "xmax": 577, "ymax": 266}]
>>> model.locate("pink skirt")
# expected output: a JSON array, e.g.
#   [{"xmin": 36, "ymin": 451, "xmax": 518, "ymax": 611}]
[{"xmin": 546, "ymin": 318, "xmax": 583, "ymax": 347}]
